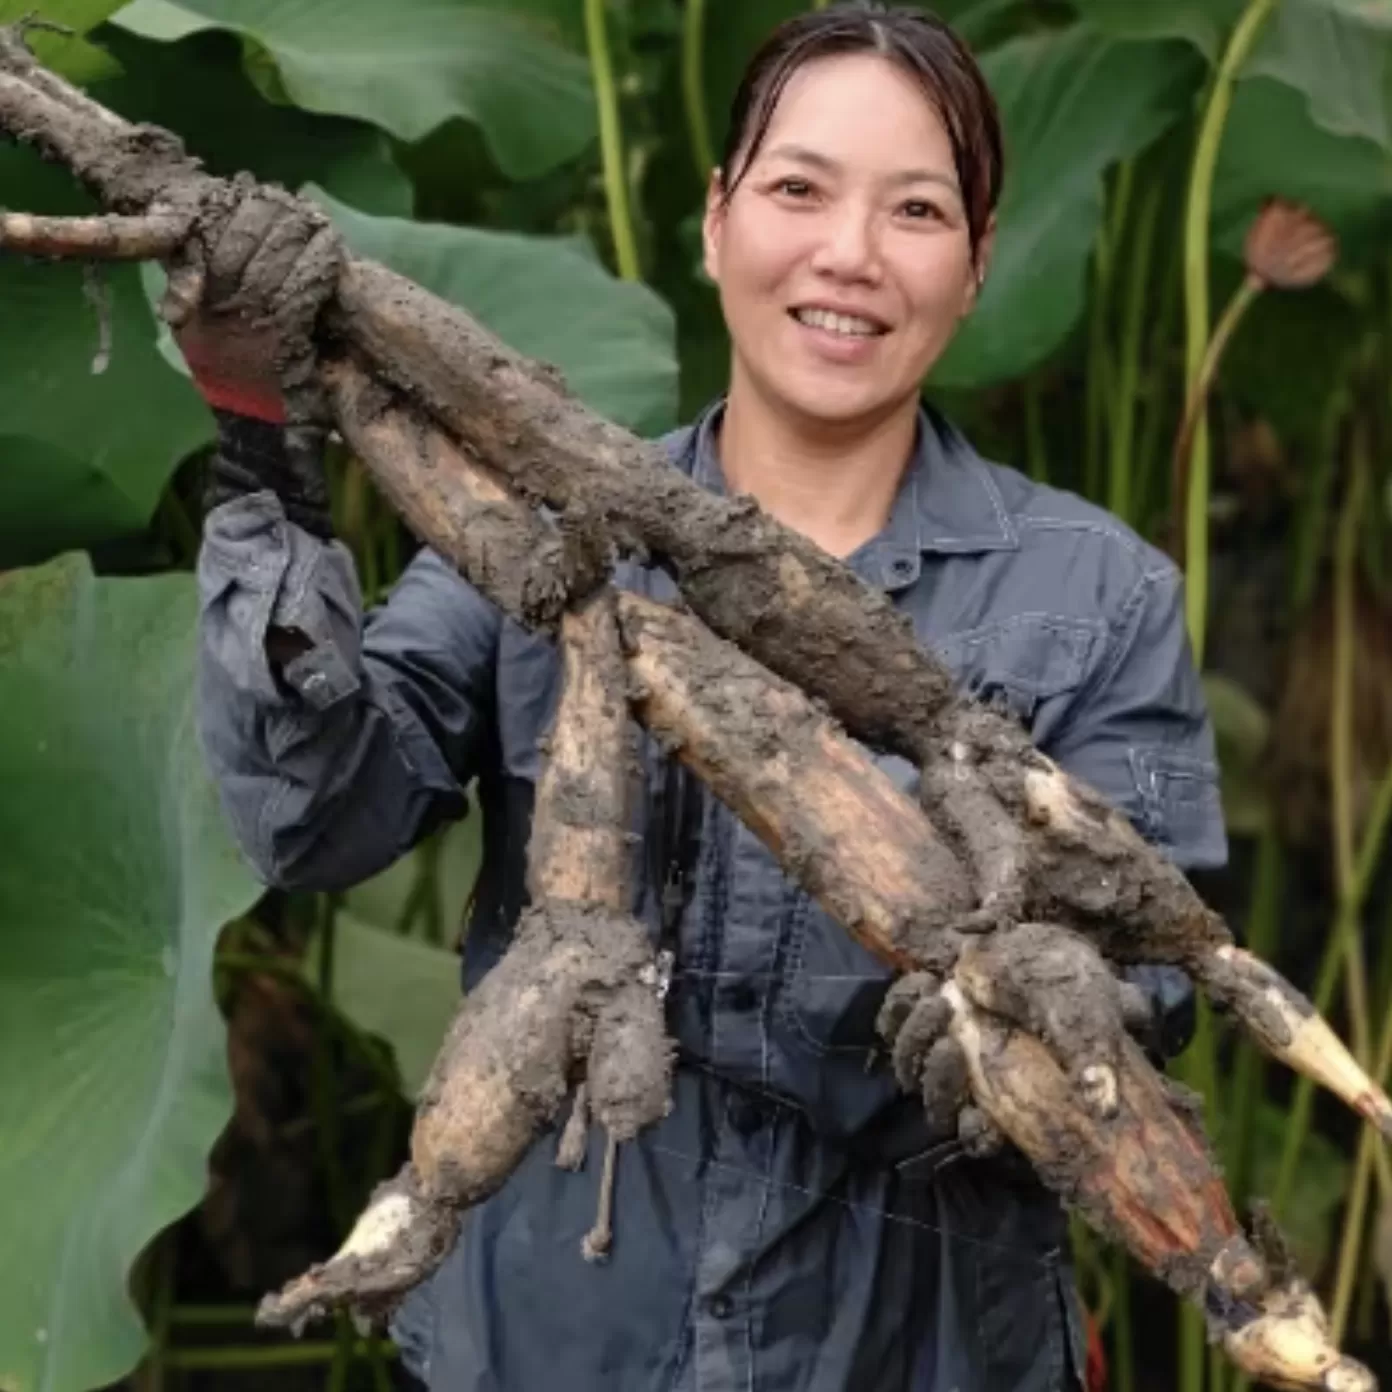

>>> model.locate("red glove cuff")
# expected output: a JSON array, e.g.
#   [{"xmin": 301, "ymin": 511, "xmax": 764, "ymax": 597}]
[
  {"xmin": 186, "ymin": 365, "xmax": 287, "ymax": 424},
  {"xmin": 175, "ymin": 319, "xmax": 287, "ymax": 424}
]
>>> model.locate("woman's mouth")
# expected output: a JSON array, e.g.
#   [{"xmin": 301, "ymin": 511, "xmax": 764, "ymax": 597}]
[
  {"xmin": 788, "ymin": 306, "xmax": 889, "ymax": 364},
  {"xmin": 789, "ymin": 306, "xmax": 888, "ymax": 338}
]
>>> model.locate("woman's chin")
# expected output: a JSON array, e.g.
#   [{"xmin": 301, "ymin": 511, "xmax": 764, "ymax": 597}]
[{"xmin": 766, "ymin": 374, "xmax": 903, "ymax": 429}]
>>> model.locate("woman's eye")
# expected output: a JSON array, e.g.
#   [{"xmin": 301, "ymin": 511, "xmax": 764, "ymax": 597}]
[
  {"xmin": 900, "ymin": 198, "xmax": 942, "ymax": 222},
  {"xmin": 774, "ymin": 177, "xmax": 814, "ymax": 199}
]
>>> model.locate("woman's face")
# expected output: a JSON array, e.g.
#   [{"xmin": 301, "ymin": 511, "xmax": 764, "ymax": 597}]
[{"xmin": 703, "ymin": 52, "xmax": 988, "ymax": 431}]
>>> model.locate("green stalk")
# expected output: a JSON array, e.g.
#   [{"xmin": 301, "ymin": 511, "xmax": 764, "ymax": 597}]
[
  {"xmin": 136, "ymin": 1231, "xmax": 176, "ymax": 1392},
  {"xmin": 1109, "ymin": 179, "xmax": 1162, "ymax": 525},
  {"xmin": 1329, "ymin": 1002, "xmax": 1392, "ymax": 1339},
  {"xmin": 1330, "ymin": 436, "xmax": 1373, "ymax": 1067},
  {"xmin": 1176, "ymin": 998, "xmax": 1218, "ymax": 1392},
  {"xmin": 1134, "ymin": 225, "xmax": 1183, "ymax": 537},
  {"xmin": 1224, "ymin": 819, "xmax": 1283, "ymax": 1208},
  {"xmin": 1023, "ymin": 376, "xmax": 1049, "ymax": 485},
  {"xmin": 1084, "ymin": 226, "xmax": 1113, "ymax": 503},
  {"xmin": 1172, "ymin": 274, "xmax": 1263, "ymax": 563},
  {"xmin": 1330, "ymin": 440, "xmax": 1367, "ymax": 899},
  {"xmin": 1181, "ymin": 0, "xmax": 1281, "ymax": 662},
  {"xmin": 1271, "ymin": 781, "xmax": 1392, "ymax": 1215},
  {"xmin": 168, "ymin": 1305, "xmax": 259, "ymax": 1326},
  {"xmin": 1290, "ymin": 394, "xmax": 1346, "ymax": 613},
  {"xmin": 682, "ymin": 0, "xmax": 715, "ymax": 181},
  {"xmin": 584, "ymin": 0, "xmax": 641, "ymax": 281},
  {"xmin": 162, "ymin": 1342, "xmax": 396, "ymax": 1370}
]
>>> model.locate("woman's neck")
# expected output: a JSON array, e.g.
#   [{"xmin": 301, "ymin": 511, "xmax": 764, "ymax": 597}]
[{"xmin": 717, "ymin": 377, "xmax": 919, "ymax": 559}]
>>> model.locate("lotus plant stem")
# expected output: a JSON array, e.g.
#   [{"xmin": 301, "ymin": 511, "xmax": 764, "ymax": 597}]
[
  {"xmin": 584, "ymin": 0, "xmax": 641, "ymax": 281},
  {"xmin": 162, "ymin": 1342, "xmax": 396, "ymax": 1370},
  {"xmin": 1330, "ymin": 1009, "xmax": 1392, "ymax": 1340},
  {"xmin": 1172, "ymin": 273, "xmax": 1262, "ymax": 563},
  {"xmin": 1330, "ymin": 436, "xmax": 1373, "ymax": 1065},
  {"xmin": 1176, "ymin": 1002, "xmax": 1219, "ymax": 1392},
  {"xmin": 167, "ymin": 1305, "xmax": 260, "ymax": 1326},
  {"xmin": 1330, "ymin": 437, "xmax": 1368, "ymax": 896},
  {"xmin": 1324, "ymin": 436, "xmax": 1392, "ymax": 1339},
  {"xmin": 1134, "ymin": 230, "xmax": 1183, "ymax": 534},
  {"xmin": 682, "ymin": 0, "xmax": 715, "ymax": 181},
  {"xmin": 1084, "ymin": 228, "xmax": 1112, "ymax": 503},
  {"xmin": 1223, "ymin": 819, "xmax": 1283, "ymax": 1208},
  {"xmin": 1109, "ymin": 178, "xmax": 1162, "ymax": 525},
  {"xmin": 1272, "ymin": 755, "xmax": 1392, "ymax": 1217},
  {"xmin": 1023, "ymin": 376, "xmax": 1048, "ymax": 484},
  {"xmin": 1290, "ymin": 393, "xmax": 1346, "ymax": 612},
  {"xmin": 135, "ymin": 1230, "xmax": 176, "ymax": 1392},
  {"xmin": 1181, "ymin": 0, "xmax": 1281, "ymax": 663},
  {"xmin": 312, "ymin": 896, "xmax": 352, "ymax": 1235}
]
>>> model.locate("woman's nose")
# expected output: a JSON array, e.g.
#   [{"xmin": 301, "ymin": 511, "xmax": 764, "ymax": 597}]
[{"xmin": 809, "ymin": 204, "xmax": 883, "ymax": 283}]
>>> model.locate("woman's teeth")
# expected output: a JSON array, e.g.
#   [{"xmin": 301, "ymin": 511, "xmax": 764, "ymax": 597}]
[{"xmin": 792, "ymin": 307, "xmax": 883, "ymax": 337}]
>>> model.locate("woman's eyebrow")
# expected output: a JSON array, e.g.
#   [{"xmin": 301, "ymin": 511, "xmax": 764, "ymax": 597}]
[{"xmin": 763, "ymin": 143, "xmax": 960, "ymax": 195}]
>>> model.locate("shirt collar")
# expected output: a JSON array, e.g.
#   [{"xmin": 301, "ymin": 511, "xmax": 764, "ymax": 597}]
[{"xmin": 683, "ymin": 398, "xmax": 1018, "ymax": 592}]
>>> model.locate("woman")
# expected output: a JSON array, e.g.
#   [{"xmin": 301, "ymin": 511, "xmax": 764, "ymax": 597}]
[{"xmin": 191, "ymin": 5, "xmax": 1224, "ymax": 1390}]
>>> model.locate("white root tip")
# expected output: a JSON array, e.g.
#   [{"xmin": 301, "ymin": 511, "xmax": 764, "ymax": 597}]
[{"xmin": 336, "ymin": 1191, "xmax": 419, "ymax": 1262}]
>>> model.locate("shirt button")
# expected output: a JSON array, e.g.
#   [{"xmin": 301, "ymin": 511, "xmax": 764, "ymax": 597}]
[
  {"xmin": 889, "ymin": 558, "xmax": 915, "ymax": 582},
  {"xmin": 707, "ymin": 1294, "xmax": 733, "ymax": 1320}
]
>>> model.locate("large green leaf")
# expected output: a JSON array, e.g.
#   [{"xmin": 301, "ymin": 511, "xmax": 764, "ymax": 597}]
[
  {"xmin": 0, "ymin": 18, "xmax": 414, "ymax": 570},
  {"xmin": 0, "ymin": 553, "xmax": 261, "ymax": 1392},
  {"xmin": 310, "ymin": 916, "xmax": 462, "ymax": 1098},
  {"xmin": 314, "ymin": 816, "xmax": 478, "ymax": 1096},
  {"xmin": 1066, "ymin": 0, "xmax": 1244, "ymax": 61},
  {"xmin": 1072, "ymin": 0, "xmax": 1392, "ymax": 155},
  {"xmin": 312, "ymin": 187, "xmax": 679, "ymax": 437},
  {"xmin": 1246, "ymin": 0, "xmax": 1392, "ymax": 150},
  {"xmin": 934, "ymin": 28, "xmax": 1202, "ymax": 387},
  {"xmin": 110, "ymin": 0, "xmax": 596, "ymax": 179},
  {"xmin": 0, "ymin": 150, "xmax": 213, "ymax": 567},
  {"xmin": 1213, "ymin": 77, "xmax": 1392, "ymax": 261},
  {"xmin": 94, "ymin": 26, "xmax": 412, "ymax": 216}
]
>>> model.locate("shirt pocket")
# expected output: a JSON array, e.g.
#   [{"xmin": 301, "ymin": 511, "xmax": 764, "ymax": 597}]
[{"xmin": 932, "ymin": 614, "xmax": 1101, "ymax": 729}]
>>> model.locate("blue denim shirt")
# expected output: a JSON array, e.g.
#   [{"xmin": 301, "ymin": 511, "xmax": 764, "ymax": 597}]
[{"xmin": 197, "ymin": 400, "xmax": 1225, "ymax": 1392}]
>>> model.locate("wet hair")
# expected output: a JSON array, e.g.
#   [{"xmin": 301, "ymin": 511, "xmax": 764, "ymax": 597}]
[{"xmin": 718, "ymin": 2, "xmax": 1003, "ymax": 264}]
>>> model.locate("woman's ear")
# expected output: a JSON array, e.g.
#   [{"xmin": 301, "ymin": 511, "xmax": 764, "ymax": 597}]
[{"xmin": 701, "ymin": 168, "xmax": 727, "ymax": 284}]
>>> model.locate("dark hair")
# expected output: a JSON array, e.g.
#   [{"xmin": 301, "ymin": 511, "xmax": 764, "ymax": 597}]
[{"xmin": 718, "ymin": 2, "xmax": 1003, "ymax": 263}]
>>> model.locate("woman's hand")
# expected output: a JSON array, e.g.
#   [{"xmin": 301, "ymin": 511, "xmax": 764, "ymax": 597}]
[{"xmin": 165, "ymin": 182, "xmax": 343, "ymax": 534}]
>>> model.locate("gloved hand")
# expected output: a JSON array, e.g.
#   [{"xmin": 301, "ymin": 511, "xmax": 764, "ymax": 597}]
[
  {"xmin": 1121, "ymin": 963, "xmax": 1197, "ymax": 1062},
  {"xmin": 164, "ymin": 181, "xmax": 343, "ymax": 538}
]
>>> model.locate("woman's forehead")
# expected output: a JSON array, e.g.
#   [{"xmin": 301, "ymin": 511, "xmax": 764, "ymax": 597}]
[{"xmin": 756, "ymin": 53, "xmax": 956, "ymax": 176}]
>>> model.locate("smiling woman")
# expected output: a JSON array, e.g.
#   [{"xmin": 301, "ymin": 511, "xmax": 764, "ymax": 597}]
[
  {"xmin": 181, "ymin": 5, "xmax": 1224, "ymax": 1392},
  {"xmin": 700, "ymin": 11, "xmax": 1000, "ymax": 556}
]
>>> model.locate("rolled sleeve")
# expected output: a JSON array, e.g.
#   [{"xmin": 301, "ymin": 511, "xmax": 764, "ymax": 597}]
[
  {"xmin": 1045, "ymin": 563, "xmax": 1227, "ymax": 872},
  {"xmin": 198, "ymin": 490, "xmax": 362, "ymax": 710},
  {"xmin": 197, "ymin": 493, "xmax": 501, "ymax": 890}
]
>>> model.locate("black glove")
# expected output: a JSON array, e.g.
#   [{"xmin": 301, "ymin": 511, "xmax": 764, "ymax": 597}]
[
  {"xmin": 1123, "ymin": 963, "xmax": 1197, "ymax": 1062},
  {"xmin": 206, "ymin": 409, "xmax": 333, "ymax": 540}
]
